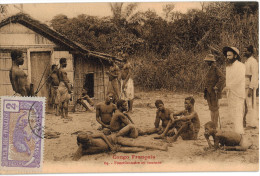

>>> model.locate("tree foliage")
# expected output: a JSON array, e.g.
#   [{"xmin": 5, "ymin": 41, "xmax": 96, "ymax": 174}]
[{"xmin": 49, "ymin": 2, "xmax": 258, "ymax": 92}]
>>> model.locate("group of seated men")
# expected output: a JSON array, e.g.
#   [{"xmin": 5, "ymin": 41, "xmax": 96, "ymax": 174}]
[{"xmin": 73, "ymin": 93, "xmax": 250, "ymax": 160}]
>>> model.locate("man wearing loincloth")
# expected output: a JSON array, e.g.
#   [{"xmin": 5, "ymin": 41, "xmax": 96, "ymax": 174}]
[
  {"xmin": 204, "ymin": 121, "xmax": 249, "ymax": 151},
  {"xmin": 156, "ymin": 97, "xmax": 200, "ymax": 142},
  {"xmin": 72, "ymin": 132, "xmax": 168, "ymax": 161},
  {"xmin": 57, "ymin": 58, "xmax": 72, "ymax": 119},
  {"xmin": 110, "ymin": 99, "xmax": 139, "ymax": 138},
  {"xmin": 204, "ymin": 54, "xmax": 225, "ymax": 128},
  {"xmin": 96, "ymin": 92, "xmax": 117, "ymax": 134},
  {"xmin": 49, "ymin": 64, "xmax": 60, "ymax": 116},
  {"xmin": 120, "ymin": 56, "xmax": 134, "ymax": 112},
  {"xmin": 106, "ymin": 60, "xmax": 120, "ymax": 102},
  {"xmin": 9, "ymin": 50, "xmax": 33, "ymax": 96}
]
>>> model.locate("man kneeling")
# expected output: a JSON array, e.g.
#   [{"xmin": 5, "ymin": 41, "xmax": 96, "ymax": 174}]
[
  {"xmin": 204, "ymin": 121, "xmax": 249, "ymax": 151},
  {"xmin": 72, "ymin": 132, "xmax": 168, "ymax": 161}
]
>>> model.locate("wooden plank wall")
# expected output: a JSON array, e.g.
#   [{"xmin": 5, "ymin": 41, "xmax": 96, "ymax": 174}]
[
  {"xmin": 73, "ymin": 55, "xmax": 84, "ymax": 103},
  {"xmin": 0, "ymin": 23, "xmax": 54, "ymax": 46},
  {"xmin": 0, "ymin": 22, "xmax": 56, "ymax": 96},
  {"xmin": 0, "ymin": 22, "xmax": 111, "ymax": 104},
  {"xmin": 74, "ymin": 55, "xmax": 109, "ymax": 104}
]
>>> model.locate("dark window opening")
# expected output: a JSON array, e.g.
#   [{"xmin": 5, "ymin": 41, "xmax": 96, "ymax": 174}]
[{"xmin": 84, "ymin": 73, "xmax": 94, "ymax": 98}]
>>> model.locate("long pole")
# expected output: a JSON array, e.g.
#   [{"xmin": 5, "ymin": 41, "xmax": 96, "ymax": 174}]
[
  {"xmin": 98, "ymin": 58, "xmax": 106, "ymax": 100},
  {"xmin": 35, "ymin": 70, "xmax": 54, "ymax": 95},
  {"xmin": 215, "ymin": 89, "xmax": 221, "ymax": 129},
  {"xmin": 35, "ymin": 64, "xmax": 49, "ymax": 94}
]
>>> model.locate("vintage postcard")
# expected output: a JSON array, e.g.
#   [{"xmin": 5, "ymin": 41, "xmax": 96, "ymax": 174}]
[{"xmin": 0, "ymin": 1, "xmax": 259, "ymax": 174}]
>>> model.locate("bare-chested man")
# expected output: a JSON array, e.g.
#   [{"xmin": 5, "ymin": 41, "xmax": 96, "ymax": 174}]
[
  {"xmin": 106, "ymin": 61, "xmax": 120, "ymax": 102},
  {"xmin": 9, "ymin": 50, "xmax": 33, "ymax": 96},
  {"xmin": 204, "ymin": 121, "xmax": 249, "ymax": 151},
  {"xmin": 49, "ymin": 64, "xmax": 60, "ymax": 115},
  {"xmin": 120, "ymin": 57, "xmax": 134, "ymax": 112},
  {"xmin": 156, "ymin": 97, "xmax": 200, "ymax": 142},
  {"xmin": 72, "ymin": 132, "xmax": 168, "ymax": 161},
  {"xmin": 142, "ymin": 100, "xmax": 174, "ymax": 137},
  {"xmin": 57, "ymin": 58, "xmax": 72, "ymax": 119},
  {"xmin": 96, "ymin": 92, "xmax": 117, "ymax": 131},
  {"xmin": 110, "ymin": 99, "xmax": 139, "ymax": 138}
]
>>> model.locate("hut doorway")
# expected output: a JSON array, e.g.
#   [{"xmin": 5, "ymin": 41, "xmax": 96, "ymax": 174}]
[{"xmin": 84, "ymin": 73, "xmax": 94, "ymax": 98}]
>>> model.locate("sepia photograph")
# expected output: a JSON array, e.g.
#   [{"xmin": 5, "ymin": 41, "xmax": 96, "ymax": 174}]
[{"xmin": 0, "ymin": 0, "xmax": 259, "ymax": 173}]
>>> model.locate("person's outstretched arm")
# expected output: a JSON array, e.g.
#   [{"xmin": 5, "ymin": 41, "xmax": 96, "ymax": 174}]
[{"xmin": 204, "ymin": 133, "xmax": 213, "ymax": 148}]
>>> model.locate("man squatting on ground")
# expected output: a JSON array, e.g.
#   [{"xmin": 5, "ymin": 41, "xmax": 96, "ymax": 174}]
[
  {"xmin": 106, "ymin": 60, "xmax": 121, "ymax": 102},
  {"xmin": 49, "ymin": 64, "xmax": 60, "ymax": 116},
  {"xmin": 204, "ymin": 54, "xmax": 225, "ymax": 128},
  {"xmin": 9, "ymin": 50, "xmax": 34, "ymax": 96},
  {"xmin": 155, "ymin": 97, "xmax": 200, "ymax": 142},
  {"xmin": 96, "ymin": 92, "xmax": 117, "ymax": 134},
  {"xmin": 223, "ymin": 47, "xmax": 245, "ymax": 134},
  {"xmin": 120, "ymin": 56, "xmax": 134, "ymax": 112},
  {"xmin": 57, "ymin": 57, "xmax": 72, "ymax": 119},
  {"xmin": 72, "ymin": 131, "xmax": 168, "ymax": 161},
  {"xmin": 204, "ymin": 121, "xmax": 249, "ymax": 151},
  {"xmin": 243, "ymin": 45, "xmax": 258, "ymax": 129}
]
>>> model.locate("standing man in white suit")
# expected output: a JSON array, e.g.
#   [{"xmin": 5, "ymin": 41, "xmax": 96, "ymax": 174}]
[{"xmin": 223, "ymin": 46, "xmax": 245, "ymax": 134}]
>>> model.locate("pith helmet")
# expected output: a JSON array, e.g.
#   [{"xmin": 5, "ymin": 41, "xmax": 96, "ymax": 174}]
[
  {"xmin": 204, "ymin": 54, "xmax": 216, "ymax": 62},
  {"xmin": 222, "ymin": 46, "xmax": 240, "ymax": 56}
]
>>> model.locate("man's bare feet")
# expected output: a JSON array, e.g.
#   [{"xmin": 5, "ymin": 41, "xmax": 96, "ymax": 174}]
[
  {"xmin": 63, "ymin": 116, "xmax": 72, "ymax": 121},
  {"xmin": 127, "ymin": 110, "xmax": 133, "ymax": 114},
  {"xmin": 161, "ymin": 144, "xmax": 168, "ymax": 151},
  {"xmin": 245, "ymin": 126, "xmax": 257, "ymax": 130},
  {"xmin": 154, "ymin": 135, "xmax": 165, "ymax": 139},
  {"xmin": 166, "ymin": 135, "xmax": 177, "ymax": 143}
]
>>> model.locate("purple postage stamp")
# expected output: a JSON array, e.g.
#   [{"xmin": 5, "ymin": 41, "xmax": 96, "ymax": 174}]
[{"xmin": 0, "ymin": 96, "xmax": 45, "ymax": 171}]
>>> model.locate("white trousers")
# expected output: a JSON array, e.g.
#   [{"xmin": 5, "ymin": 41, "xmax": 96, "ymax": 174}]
[
  {"xmin": 245, "ymin": 88, "xmax": 258, "ymax": 127},
  {"xmin": 227, "ymin": 91, "xmax": 245, "ymax": 134}
]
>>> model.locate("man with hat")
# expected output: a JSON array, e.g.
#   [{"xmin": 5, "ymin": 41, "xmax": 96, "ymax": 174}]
[
  {"xmin": 222, "ymin": 46, "xmax": 245, "ymax": 134},
  {"xmin": 243, "ymin": 45, "xmax": 258, "ymax": 129},
  {"xmin": 204, "ymin": 54, "xmax": 225, "ymax": 128}
]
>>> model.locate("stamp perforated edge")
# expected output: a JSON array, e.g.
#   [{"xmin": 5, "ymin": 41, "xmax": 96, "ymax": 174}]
[{"xmin": 0, "ymin": 96, "xmax": 45, "ymax": 174}]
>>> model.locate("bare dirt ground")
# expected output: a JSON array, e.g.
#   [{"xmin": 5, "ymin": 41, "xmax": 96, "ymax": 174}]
[{"xmin": 44, "ymin": 91, "xmax": 259, "ymax": 171}]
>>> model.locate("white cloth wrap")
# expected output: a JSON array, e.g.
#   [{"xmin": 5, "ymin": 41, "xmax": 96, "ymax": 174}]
[
  {"xmin": 244, "ymin": 56, "xmax": 258, "ymax": 127},
  {"xmin": 120, "ymin": 78, "xmax": 134, "ymax": 100}
]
